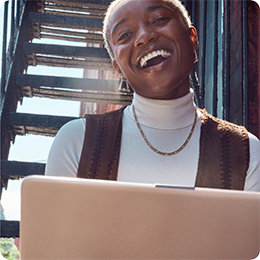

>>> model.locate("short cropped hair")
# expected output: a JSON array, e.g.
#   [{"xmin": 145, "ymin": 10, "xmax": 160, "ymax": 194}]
[{"xmin": 103, "ymin": 0, "xmax": 192, "ymax": 60}]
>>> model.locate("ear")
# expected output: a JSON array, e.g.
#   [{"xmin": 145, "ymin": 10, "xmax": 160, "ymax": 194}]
[
  {"xmin": 112, "ymin": 60, "xmax": 123, "ymax": 75},
  {"xmin": 189, "ymin": 27, "xmax": 199, "ymax": 50}
]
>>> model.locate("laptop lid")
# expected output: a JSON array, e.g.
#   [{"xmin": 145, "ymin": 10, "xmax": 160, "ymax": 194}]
[{"xmin": 20, "ymin": 175, "xmax": 260, "ymax": 260}]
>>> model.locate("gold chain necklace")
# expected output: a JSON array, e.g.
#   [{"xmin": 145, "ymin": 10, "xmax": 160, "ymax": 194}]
[{"xmin": 132, "ymin": 104, "xmax": 197, "ymax": 156}]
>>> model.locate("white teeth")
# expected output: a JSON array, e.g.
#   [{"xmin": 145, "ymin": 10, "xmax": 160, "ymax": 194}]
[
  {"xmin": 140, "ymin": 49, "xmax": 171, "ymax": 68},
  {"xmin": 142, "ymin": 60, "xmax": 147, "ymax": 68},
  {"xmin": 162, "ymin": 51, "xmax": 170, "ymax": 58}
]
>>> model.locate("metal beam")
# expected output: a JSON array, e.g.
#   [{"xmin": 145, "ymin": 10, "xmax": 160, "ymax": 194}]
[
  {"xmin": 23, "ymin": 42, "xmax": 112, "ymax": 69},
  {"xmin": 23, "ymin": 42, "xmax": 110, "ymax": 59},
  {"xmin": 22, "ymin": 87, "xmax": 133, "ymax": 104},
  {"xmin": 38, "ymin": 33, "xmax": 104, "ymax": 44},
  {"xmin": 30, "ymin": 57, "xmax": 112, "ymax": 70},
  {"xmin": 23, "ymin": 88, "xmax": 132, "ymax": 103},
  {"xmin": 8, "ymin": 112, "xmax": 78, "ymax": 136},
  {"xmin": 16, "ymin": 74, "xmax": 119, "ymax": 91},
  {"xmin": 38, "ymin": 27, "xmax": 104, "ymax": 44},
  {"xmin": 1, "ymin": 160, "xmax": 45, "ymax": 179},
  {"xmin": 16, "ymin": 74, "xmax": 132, "ymax": 103},
  {"xmin": 44, "ymin": 0, "xmax": 112, "ymax": 9}
]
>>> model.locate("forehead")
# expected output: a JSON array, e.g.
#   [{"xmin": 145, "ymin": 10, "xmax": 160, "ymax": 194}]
[{"xmin": 107, "ymin": 0, "xmax": 176, "ymax": 33}]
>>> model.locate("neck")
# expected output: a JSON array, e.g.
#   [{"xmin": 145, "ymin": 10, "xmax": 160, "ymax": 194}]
[{"xmin": 130, "ymin": 89, "xmax": 197, "ymax": 130}]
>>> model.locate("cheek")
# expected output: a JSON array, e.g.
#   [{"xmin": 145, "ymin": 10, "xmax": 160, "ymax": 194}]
[
  {"xmin": 177, "ymin": 36, "xmax": 194, "ymax": 63},
  {"xmin": 116, "ymin": 48, "xmax": 126, "ymax": 64},
  {"xmin": 114, "ymin": 47, "xmax": 133, "ymax": 73},
  {"xmin": 114, "ymin": 45, "xmax": 125, "ymax": 61}
]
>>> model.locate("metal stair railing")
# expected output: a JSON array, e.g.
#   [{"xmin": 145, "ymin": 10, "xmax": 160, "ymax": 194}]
[{"xmin": 1, "ymin": 0, "xmax": 36, "ymax": 163}]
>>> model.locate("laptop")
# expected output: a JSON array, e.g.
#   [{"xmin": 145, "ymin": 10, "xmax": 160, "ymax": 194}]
[{"xmin": 20, "ymin": 175, "xmax": 260, "ymax": 260}]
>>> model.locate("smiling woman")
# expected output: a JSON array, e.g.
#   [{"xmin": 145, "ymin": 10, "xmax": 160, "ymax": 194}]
[{"xmin": 45, "ymin": 0, "xmax": 260, "ymax": 192}]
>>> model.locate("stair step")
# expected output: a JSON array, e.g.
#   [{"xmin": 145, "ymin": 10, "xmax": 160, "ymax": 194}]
[
  {"xmin": 21, "ymin": 88, "xmax": 132, "ymax": 104},
  {"xmin": 0, "ymin": 221, "xmax": 19, "ymax": 238},
  {"xmin": 35, "ymin": 27, "xmax": 104, "ymax": 45},
  {"xmin": 23, "ymin": 42, "xmax": 110, "ymax": 60},
  {"xmin": 41, "ymin": 0, "xmax": 111, "ymax": 9},
  {"xmin": 28, "ymin": 11, "xmax": 103, "ymax": 31},
  {"xmin": 17, "ymin": 74, "xmax": 119, "ymax": 91},
  {"xmin": 23, "ymin": 42, "xmax": 112, "ymax": 69},
  {"xmin": 38, "ymin": 0, "xmax": 108, "ymax": 19},
  {"xmin": 16, "ymin": 74, "xmax": 132, "ymax": 104},
  {"xmin": 1, "ymin": 160, "xmax": 45, "ymax": 179},
  {"xmin": 9, "ymin": 112, "xmax": 78, "ymax": 136}
]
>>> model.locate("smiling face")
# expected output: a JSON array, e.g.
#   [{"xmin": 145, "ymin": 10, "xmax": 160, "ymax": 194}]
[{"xmin": 107, "ymin": 0, "xmax": 198, "ymax": 100}]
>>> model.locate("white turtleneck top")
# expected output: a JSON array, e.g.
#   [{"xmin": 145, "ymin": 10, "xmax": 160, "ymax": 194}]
[{"xmin": 45, "ymin": 90, "xmax": 260, "ymax": 191}]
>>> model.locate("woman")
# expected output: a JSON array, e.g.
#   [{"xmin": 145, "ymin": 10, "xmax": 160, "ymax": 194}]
[{"xmin": 45, "ymin": 0, "xmax": 260, "ymax": 191}]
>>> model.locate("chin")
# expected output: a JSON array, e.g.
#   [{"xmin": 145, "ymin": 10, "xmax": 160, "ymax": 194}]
[{"xmin": 140, "ymin": 90, "xmax": 177, "ymax": 100}]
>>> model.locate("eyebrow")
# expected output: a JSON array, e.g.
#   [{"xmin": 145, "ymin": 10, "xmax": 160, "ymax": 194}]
[
  {"xmin": 111, "ymin": 5, "xmax": 172, "ymax": 37},
  {"xmin": 145, "ymin": 5, "xmax": 170, "ymax": 12},
  {"xmin": 111, "ymin": 18, "xmax": 127, "ymax": 37}
]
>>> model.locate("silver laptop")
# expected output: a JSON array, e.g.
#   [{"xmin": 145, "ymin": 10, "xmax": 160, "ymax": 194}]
[{"xmin": 20, "ymin": 175, "xmax": 260, "ymax": 260}]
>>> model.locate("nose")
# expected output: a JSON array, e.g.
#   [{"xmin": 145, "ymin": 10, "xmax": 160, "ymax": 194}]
[{"xmin": 134, "ymin": 25, "xmax": 157, "ymax": 47}]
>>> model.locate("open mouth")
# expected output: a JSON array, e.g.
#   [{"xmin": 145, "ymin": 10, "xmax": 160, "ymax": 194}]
[{"xmin": 138, "ymin": 49, "xmax": 171, "ymax": 69}]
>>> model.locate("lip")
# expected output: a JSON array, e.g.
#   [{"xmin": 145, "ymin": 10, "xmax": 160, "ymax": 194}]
[{"xmin": 135, "ymin": 46, "xmax": 173, "ymax": 69}]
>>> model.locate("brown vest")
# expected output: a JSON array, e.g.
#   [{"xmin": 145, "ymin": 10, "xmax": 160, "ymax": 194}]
[{"xmin": 77, "ymin": 108, "xmax": 249, "ymax": 190}]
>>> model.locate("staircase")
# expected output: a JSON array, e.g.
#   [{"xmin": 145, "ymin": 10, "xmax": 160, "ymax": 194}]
[{"xmin": 1, "ymin": 0, "xmax": 134, "ymax": 237}]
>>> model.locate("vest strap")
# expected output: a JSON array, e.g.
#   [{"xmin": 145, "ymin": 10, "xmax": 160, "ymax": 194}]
[
  {"xmin": 196, "ymin": 109, "xmax": 249, "ymax": 190},
  {"xmin": 77, "ymin": 107, "xmax": 124, "ymax": 180}
]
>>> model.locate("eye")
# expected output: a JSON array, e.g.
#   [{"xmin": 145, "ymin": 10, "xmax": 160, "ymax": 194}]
[
  {"xmin": 153, "ymin": 17, "xmax": 169, "ymax": 24},
  {"xmin": 118, "ymin": 32, "xmax": 131, "ymax": 42}
]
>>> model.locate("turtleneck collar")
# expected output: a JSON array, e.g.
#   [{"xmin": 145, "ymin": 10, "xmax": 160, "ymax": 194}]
[{"xmin": 127, "ymin": 89, "xmax": 197, "ymax": 130}]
